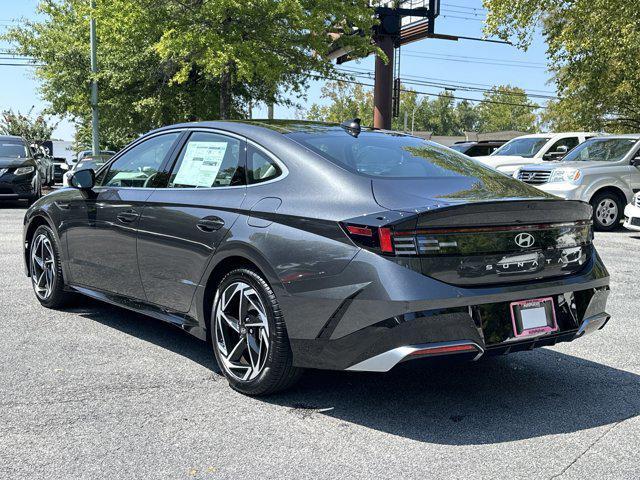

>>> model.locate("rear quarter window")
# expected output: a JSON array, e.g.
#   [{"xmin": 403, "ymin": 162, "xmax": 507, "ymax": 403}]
[{"xmin": 288, "ymin": 130, "xmax": 501, "ymax": 179}]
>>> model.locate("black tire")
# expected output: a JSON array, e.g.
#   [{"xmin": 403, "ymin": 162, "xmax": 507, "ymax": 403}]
[
  {"xmin": 591, "ymin": 191, "xmax": 623, "ymax": 231},
  {"xmin": 29, "ymin": 224, "xmax": 74, "ymax": 308},
  {"xmin": 210, "ymin": 268, "xmax": 302, "ymax": 396}
]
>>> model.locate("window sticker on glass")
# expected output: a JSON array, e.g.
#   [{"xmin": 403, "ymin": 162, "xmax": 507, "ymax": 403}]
[{"xmin": 173, "ymin": 141, "xmax": 228, "ymax": 187}]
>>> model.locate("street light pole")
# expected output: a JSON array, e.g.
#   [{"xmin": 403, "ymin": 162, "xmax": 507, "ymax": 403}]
[{"xmin": 90, "ymin": 0, "xmax": 100, "ymax": 155}]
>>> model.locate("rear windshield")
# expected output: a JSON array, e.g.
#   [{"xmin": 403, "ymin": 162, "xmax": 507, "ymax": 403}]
[
  {"xmin": 561, "ymin": 137, "xmax": 638, "ymax": 163},
  {"xmin": 287, "ymin": 130, "xmax": 502, "ymax": 179},
  {"xmin": 492, "ymin": 137, "xmax": 551, "ymax": 158},
  {"xmin": 0, "ymin": 140, "xmax": 28, "ymax": 158}
]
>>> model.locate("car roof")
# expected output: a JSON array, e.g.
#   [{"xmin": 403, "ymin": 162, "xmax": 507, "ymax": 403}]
[
  {"xmin": 0, "ymin": 135, "xmax": 25, "ymax": 142},
  {"xmin": 588, "ymin": 134, "xmax": 640, "ymax": 140},
  {"xmin": 148, "ymin": 119, "xmax": 414, "ymax": 138},
  {"xmin": 513, "ymin": 132, "xmax": 598, "ymax": 139}
]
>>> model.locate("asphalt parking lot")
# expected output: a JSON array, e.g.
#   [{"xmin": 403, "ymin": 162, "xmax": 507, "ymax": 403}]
[{"xmin": 0, "ymin": 202, "xmax": 638, "ymax": 480}]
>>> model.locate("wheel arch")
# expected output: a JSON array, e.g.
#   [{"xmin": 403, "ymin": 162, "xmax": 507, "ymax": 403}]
[
  {"xmin": 23, "ymin": 213, "xmax": 57, "ymax": 277},
  {"xmin": 589, "ymin": 185, "xmax": 628, "ymax": 206},
  {"xmin": 198, "ymin": 243, "xmax": 284, "ymax": 343}
]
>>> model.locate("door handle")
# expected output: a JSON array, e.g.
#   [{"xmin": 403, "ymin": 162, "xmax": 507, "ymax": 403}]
[
  {"xmin": 196, "ymin": 216, "xmax": 225, "ymax": 232},
  {"xmin": 55, "ymin": 202, "xmax": 71, "ymax": 210},
  {"xmin": 116, "ymin": 209, "xmax": 140, "ymax": 223}
]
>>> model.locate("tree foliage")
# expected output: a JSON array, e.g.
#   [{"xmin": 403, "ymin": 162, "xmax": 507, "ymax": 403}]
[
  {"xmin": 476, "ymin": 85, "xmax": 538, "ymax": 133},
  {"xmin": 306, "ymin": 81, "xmax": 373, "ymax": 125},
  {"xmin": 484, "ymin": 0, "xmax": 640, "ymax": 132},
  {"xmin": 0, "ymin": 107, "xmax": 59, "ymax": 143},
  {"xmin": 3, "ymin": 0, "xmax": 378, "ymax": 149},
  {"xmin": 307, "ymin": 82, "xmax": 537, "ymax": 134}
]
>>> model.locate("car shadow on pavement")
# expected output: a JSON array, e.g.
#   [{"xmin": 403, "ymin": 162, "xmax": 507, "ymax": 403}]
[
  {"xmin": 68, "ymin": 296, "xmax": 219, "ymax": 372},
  {"xmin": 268, "ymin": 352, "xmax": 640, "ymax": 445},
  {"xmin": 70, "ymin": 297, "xmax": 639, "ymax": 445}
]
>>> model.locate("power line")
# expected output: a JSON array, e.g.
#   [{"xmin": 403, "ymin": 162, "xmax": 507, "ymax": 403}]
[
  {"xmin": 308, "ymin": 74, "xmax": 546, "ymax": 109},
  {"xmin": 402, "ymin": 52, "xmax": 546, "ymax": 69},
  {"xmin": 442, "ymin": 2, "xmax": 487, "ymax": 12},
  {"xmin": 402, "ymin": 50, "xmax": 546, "ymax": 66},
  {"xmin": 337, "ymin": 66, "xmax": 557, "ymax": 100},
  {"xmin": 0, "ymin": 63, "xmax": 45, "ymax": 67},
  {"xmin": 339, "ymin": 64, "xmax": 555, "ymax": 94}
]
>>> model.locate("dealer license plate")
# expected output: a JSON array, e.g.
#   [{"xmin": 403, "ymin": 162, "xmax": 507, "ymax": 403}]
[{"xmin": 510, "ymin": 297, "xmax": 558, "ymax": 338}]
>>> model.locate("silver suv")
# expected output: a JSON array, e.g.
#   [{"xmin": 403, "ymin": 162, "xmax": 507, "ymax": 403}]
[{"xmin": 515, "ymin": 135, "xmax": 640, "ymax": 230}]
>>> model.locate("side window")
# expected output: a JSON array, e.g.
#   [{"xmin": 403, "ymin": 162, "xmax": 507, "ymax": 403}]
[
  {"xmin": 465, "ymin": 146, "xmax": 490, "ymax": 156},
  {"xmin": 102, "ymin": 133, "xmax": 180, "ymax": 187},
  {"xmin": 550, "ymin": 137, "xmax": 579, "ymax": 153},
  {"xmin": 168, "ymin": 132, "xmax": 244, "ymax": 188},
  {"xmin": 247, "ymin": 144, "xmax": 282, "ymax": 184}
]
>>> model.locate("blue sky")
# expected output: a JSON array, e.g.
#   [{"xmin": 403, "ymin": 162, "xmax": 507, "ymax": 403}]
[{"xmin": 0, "ymin": 0, "xmax": 551, "ymax": 141}]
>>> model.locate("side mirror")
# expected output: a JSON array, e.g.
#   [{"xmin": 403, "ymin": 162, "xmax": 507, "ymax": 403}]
[
  {"xmin": 33, "ymin": 152, "xmax": 44, "ymax": 159},
  {"xmin": 631, "ymin": 156, "xmax": 640, "ymax": 167},
  {"xmin": 70, "ymin": 168, "xmax": 95, "ymax": 190},
  {"xmin": 544, "ymin": 145, "xmax": 569, "ymax": 161}
]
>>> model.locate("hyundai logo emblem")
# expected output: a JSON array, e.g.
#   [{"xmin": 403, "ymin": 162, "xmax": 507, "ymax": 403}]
[{"xmin": 515, "ymin": 232, "xmax": 535, "ymax": 248}]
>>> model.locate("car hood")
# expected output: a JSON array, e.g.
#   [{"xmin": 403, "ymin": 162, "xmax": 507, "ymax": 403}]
[
  {"xmin": 0, "ymin": 157, "xmax": 33, "ymax": 168},
  {"xmin": 475, "ymin": 155, "xmax": 538, "ymax": 167},
  {"xmin": 371, "ymin": 175, "xmax": 553, "ymax": 213},
  {"xmin": 520, "ymin": 160, "xmax": 604, "ymax": 171}
]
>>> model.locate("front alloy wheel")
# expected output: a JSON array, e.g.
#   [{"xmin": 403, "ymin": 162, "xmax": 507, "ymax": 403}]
[
  {"xmin": 211, "ymin": 268, "xmax": 301, "ymax": 395},
  {"xmin": 215, "ymin": 281, "xmax": 270, "ymax": 381},
  {"xmin": 30, "ymin": 233, "xmax": 56, "ymax": 300},
  {"xmin": 29, "ymin": 225, "xmax": 73, "ymax": 308}
]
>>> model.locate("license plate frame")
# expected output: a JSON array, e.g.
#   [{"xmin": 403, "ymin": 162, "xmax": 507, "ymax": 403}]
[{"xmin": 510, "ymin": 297, "xmax": 558, "ymax": 338}]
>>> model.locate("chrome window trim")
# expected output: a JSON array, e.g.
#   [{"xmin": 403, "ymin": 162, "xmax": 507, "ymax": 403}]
[
  {"xmin": 245, "ymin": 139, "xmax": 289, "ymax": 187},
  {"xmin": 94, "ymin": 126, "xmax": 289, "ymax": 191}
]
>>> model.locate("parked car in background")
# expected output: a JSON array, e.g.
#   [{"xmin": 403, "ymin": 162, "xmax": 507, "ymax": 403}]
[
  {"xmin": 62, "ymin": 154, "xmax": 113, "ymax": 187},
  {"xmin": 24, "ymin": 120, "xmax": 610, "ymax": 395},
  {"xmin": 623, "ymin": 192, "xmax": 640, "ymax": 232},
  {"xmin": 475, "ymin": 132, "xmax": 596, "ymax": 175},
  {"xmin": 515, "ymin": 135, "xmax": 640, "ymax": 230},
  {"xmin": 52, "ymin": 157, "xmax": 70, "ymax": 184},
  {"xmin": 75, "ymin": 149, "xmax": 115, "ymax": 164},
  {"xmin": 30, "ymin": 144, "xmax": 55, "ymax": 186},
  {"xmin": 0, "ymin": 135, "xmax": 46, "ymax": 204},
  {"xmin": 450, "ymin": 140, "xmax": 507, "ymax": 157}
]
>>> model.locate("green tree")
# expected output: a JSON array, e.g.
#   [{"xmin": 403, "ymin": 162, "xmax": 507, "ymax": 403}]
[
  {"xmin": 455, "ymin": 100, "xmax": 479, "ymax": 133},
  {"xmin": 306, "ymin": 81, "xmax": 374, "ymax": 126},
  {"xmin": 476, "ymin": 85, "xmax": 538, "ymax": 133},
  {"xmin": 0, "ymin": 107, "xmax": 59, "ymax": 143},
  {"xmin": 484, "ymin": 0, "xmax": 640, "ymax": 132},
  {"xmin": 4, "ymin": 0, "xmax": 378, "ymax": 148}
]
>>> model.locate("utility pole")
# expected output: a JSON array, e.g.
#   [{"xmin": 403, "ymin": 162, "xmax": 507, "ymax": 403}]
[
  {"xmin": 373, "ymin": 34, "xmax": 395, "ymax": 130},
  {"xmin": 90, "ymin": 0, "xmax": 100, "ymax": 155}
]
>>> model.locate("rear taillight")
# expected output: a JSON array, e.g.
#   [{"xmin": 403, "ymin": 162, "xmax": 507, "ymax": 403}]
[
  {"xmin": 378, "ymin": 227, "xmax": 393, "ymax": 253},
  {"xmin": 342, "ymin": 223, "xmax": 395, "ymax": 255}
]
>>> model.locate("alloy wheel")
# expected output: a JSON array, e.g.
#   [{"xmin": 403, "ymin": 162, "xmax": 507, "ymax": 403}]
[
  {"xmin": 214, "ymin": 281, "xmax": 270, "ymax": 381},
  {"xmin": 30, "ymin": 233, "xmax": 56, "ymax": 300},
  {"xmin": 595, "ymin": 198, "xmax": 618, "ymax": 227}
]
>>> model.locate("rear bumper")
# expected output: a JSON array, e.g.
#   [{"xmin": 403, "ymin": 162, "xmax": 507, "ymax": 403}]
[{"xmin": 285, "ymin": 247, "xmax": 610, "ymax": 371}]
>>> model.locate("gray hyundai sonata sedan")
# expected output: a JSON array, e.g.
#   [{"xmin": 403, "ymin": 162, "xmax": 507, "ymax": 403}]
[{"xmin": 23, "ymin": 120, "xmax": 611, "ymax": 395}]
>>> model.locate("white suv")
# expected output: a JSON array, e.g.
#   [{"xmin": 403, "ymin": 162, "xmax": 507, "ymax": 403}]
[
  {"xmin": 475, "ymin": 132, "xmax": 596, "ymax": 175},
  {"xmin": 515, "ymin": 135, "xmax": 640, "ymax": 230},
  {"xmin": 623, "ymin": 193, "xmax": 640, "ymax": 231}
]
